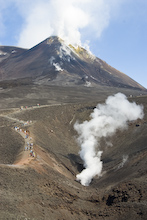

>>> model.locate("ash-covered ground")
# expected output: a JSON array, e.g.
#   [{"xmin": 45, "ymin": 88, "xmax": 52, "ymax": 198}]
[{"xmin": 0, "ymin": 85, "xmax": 147, "ymax": 220}]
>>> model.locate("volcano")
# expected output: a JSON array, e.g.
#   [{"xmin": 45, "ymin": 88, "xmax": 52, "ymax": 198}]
[
  {"xmin": 0, "ymin": 36, "xmax": 147, "ymax": 220},
  {"xmin": 0, "ymin": 36, "xmax": 146, "ymax": 90}
]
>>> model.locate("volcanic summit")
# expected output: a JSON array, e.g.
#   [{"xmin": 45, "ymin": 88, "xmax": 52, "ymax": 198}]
[{"xmin": 0, "ymin": 36, "xmax": 146, "ymax": 90}]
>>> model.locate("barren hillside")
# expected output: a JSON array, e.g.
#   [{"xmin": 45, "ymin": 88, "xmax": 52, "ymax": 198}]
[{"xmin": 0, "ymin": 95, "xmax": 147, "ymax": 220}]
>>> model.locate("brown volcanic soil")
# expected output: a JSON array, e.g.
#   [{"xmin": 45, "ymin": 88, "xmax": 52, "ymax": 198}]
[
  {"xmin": 0, "ymin": 83, "xmax": 146, "ymax": 109},
  {"xmin": 0, "ymin": 92, "xmax": 147, "ymax": 219}
]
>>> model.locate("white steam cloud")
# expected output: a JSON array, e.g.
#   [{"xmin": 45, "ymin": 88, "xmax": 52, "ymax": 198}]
[
  {"xmin": 74, "ymin": 93, "xmax": 144, "ymax": 186},
  {"xmin": 0, "ymin": 0, "xmax": 125, "ymax": 48},
  {"xmin": 16, "ymin": 0, "xmax": 111, "ymax": 48}
]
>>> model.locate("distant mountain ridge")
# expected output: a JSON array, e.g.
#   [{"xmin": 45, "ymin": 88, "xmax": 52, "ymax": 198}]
[{"xmin": 0, "ymin": 36, "xmax": 146, "ymax": 90}]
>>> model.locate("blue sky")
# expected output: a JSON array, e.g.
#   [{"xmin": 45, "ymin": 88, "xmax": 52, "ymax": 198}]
[{"xmin": 0, "ymin": 0, "xmax": 147, "ymax": 88}]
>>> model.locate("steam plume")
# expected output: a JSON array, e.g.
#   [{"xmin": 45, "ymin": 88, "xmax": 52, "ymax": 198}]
[
  {"xmin": 0, "ymin": 0, "xmax": 125, "ymax": 49},
  {"xmin": 74, "ymin": 93, "xmax": 144, "ymax": 186}
]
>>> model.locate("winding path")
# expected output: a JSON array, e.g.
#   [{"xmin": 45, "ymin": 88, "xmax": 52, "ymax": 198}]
[
  {"xmin": 0, "ymin": 109, "xmax": 36, "ymax": 167},
  {"xmin": 13, "ymin": 127, "xmax": 35, "ymax": 166},
  {"xmin": 0, "ymin": 105, "xmax": 74, "ymax": 179}
]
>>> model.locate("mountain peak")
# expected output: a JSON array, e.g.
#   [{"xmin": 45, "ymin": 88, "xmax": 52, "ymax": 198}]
[
  {"xmin": 46, "ymin": 35, "xmax": 63, "ymax": 44},
  {"xmin": 42, "ymin": 36, "xmax": 94, "ymax": 61},
  {"xmin": 0, "ymin": 36, "xmax": 146, "ymax": 91}
]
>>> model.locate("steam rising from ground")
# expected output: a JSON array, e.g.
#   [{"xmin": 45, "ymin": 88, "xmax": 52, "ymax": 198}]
[
  {"xmin": 74, "ymin": 93, "xmax": 144, "ymax": 186},
  {"xmin": 0, "ymin": 0, "xmax": 125, "ymax": 48},
  {"xmin": 15, "ymin": 0, "xmax": 113, "ymax": 48}
]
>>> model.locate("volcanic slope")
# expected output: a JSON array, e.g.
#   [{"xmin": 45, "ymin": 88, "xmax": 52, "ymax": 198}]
[
  {"xmin": 0, "ymin": 36, "xmax": 146, "ymax": 91},
  {"xmin": 0, "ymin": 95, "xmax": 147, "ymax": 220}
]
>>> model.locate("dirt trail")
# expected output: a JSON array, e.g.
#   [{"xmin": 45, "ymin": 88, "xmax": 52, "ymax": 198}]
[
  {"xmin": 0, "ymin": 108, "xmax": 37, "ymax": 167},
  {"xmin": 13, "ymin": 128, "xmax": 35, "ymax": 166},
  {"xmin": 0, "ymin": 108, "xmax": 74, "ymax": 179},
  {"xmin": 13, "ymin": 129, "xmax": 73, "ymax": 178},
  {"xmin": 30, "ymin": 145, "xmax": 74, "ymax": 178}
]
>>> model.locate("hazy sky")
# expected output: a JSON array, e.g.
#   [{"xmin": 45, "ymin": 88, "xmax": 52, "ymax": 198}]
[{"xmin": 0, "ymin": 0, "xmax": 147, "ymax": 88}]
